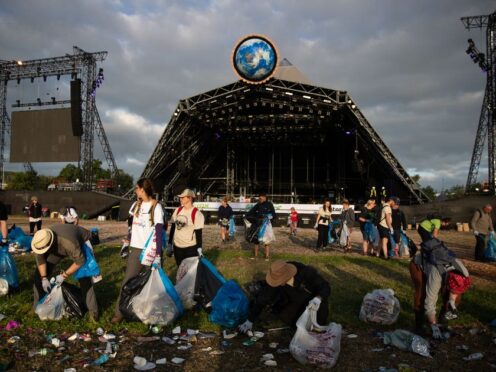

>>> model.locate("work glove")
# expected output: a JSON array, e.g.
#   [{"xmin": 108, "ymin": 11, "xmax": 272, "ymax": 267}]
[
  {"xmin": 474, "ymin": 230, "xmax": 479, "ymax": 236},
  {"xmin": 55, "ymin": 274, "xmax": 66, "ymax": 286},
  {"xmin": 308, "ymin": 297, "xmax": 322, "ymax": 311},
  {"xmin": 314, "ymin": 223, "xmax": 318, "ymax": 230},
  {"xmin": 41, "ymin": 277, "xmax": 51, "ymax": 293},
  {"xmin": 430, "ymin": 324, "xmax": 443, "ymax": 339},
  {"xmin": 197, "ymin": 247, "xmax": 203, "ymax": 257},
  {"xmin": 238, "ymin": 320, "xmax": 253, "ymax": 333},
  {"xmin": 165, "ymin": 243, "xmax": 174, "ymax": 257},
  {"xmin": 490, "ymin": 231, "xmax": 495, "ymax": 238},
  {"xmin": 389, "ymin": 228, "xmax": 394, "ymax": 235}
]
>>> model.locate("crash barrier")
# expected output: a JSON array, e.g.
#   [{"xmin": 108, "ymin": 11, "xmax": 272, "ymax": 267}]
[
  {"xmin": 359, "ymin": 288, "xmax": 400, "ymax": 325},
  {"xmin": 290, "ymin": 305, "xmax": 342, "ymax": 368}
]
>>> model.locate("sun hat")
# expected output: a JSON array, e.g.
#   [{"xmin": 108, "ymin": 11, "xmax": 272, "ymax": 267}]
[
  {"xmin": 177, "ymin": 189, "xmax": 195, "ymax": 198},
  {"xmin": 31, "ymin": 229, "xmax": 54, "ymax": 254},
  {"xmin": 266, "ymin": 260, "xmax": 297, "ymax": 287}
]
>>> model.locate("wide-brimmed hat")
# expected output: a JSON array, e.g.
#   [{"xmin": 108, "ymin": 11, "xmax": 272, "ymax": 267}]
[
  {"xmin": 266, "ymin": 260, "xmax": 297, "ymax": 287},
  {"xmin": 31, "ymin": 229, "xmax": 54, "ymax": 254},
  {"xmin": 177, "ymin": 189, "xmax": 195, "ymax": 198}
]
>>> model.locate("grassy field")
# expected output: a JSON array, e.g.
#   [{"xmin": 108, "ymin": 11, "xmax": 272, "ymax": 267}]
[{"xmin": 2, "ymin": 243, "xmax": 495, "ymax": 334}]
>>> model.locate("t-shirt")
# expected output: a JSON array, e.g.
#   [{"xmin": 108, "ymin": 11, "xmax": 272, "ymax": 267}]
[
  {"xmin": 420, "ymin": 218, "xmax": 441, "ymax": 233},
  {"xmin": 129, "ymin": 201, "xmax": 164, "ymax": 250},
  {"xmin": 60, "ymin": 207, "xmax": 78, "ymax": 224},
  {"xmin": 317, "ymin": 208, "xmax": 332, "ymax": 226},
  {"xmin": 290, "ymin": 211, "xmax": 298, "ymax": 222},
  {"xmin": 0, "ymin": 202, "xmax": 8, "ymax": 221},
  {"xmin": 171, "ymin": 206, "xmax": 205, "ymax": 248},
  {"xmin": 379, "ymin": 204, "xmax": 392, "ymax": 229}
]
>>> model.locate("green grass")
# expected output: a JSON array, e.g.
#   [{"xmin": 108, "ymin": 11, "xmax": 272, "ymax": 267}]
[{"xmin": 2, "ymin": 245, "xmax": 495, "ymax": 334}]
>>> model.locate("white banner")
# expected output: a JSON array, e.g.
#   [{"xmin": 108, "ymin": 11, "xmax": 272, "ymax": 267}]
[{"xmin": 185, "ymin": 202, "xmax": 354, "ymax": 215}]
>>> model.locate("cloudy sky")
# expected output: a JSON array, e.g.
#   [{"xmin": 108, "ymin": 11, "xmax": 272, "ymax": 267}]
[{"xmin": 0, "ymin": 0, "xmax": 494, "ymax": 190}]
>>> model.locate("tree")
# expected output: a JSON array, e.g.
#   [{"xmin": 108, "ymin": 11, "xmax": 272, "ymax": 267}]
[
  {"xmin": 421, "ymin": 185, "xmax": 436, "ymax": 201},
  {"xmin": 446, "ymin": 185, "xmax": 465, "ymax": 199},
  {"xmin": 58, "ymin": 164, "xmax": 81, "ymax": 182},
  {"xmin": 8, "ymin": 171, "xmax": 40, "ymax": 190},
  {"xmin": 92, "ymin": 160, "xmax": 111, "ymax": 180},
  {"xmin": 114, "ymin": 170, "xmax": 134, "ymax": 193}
]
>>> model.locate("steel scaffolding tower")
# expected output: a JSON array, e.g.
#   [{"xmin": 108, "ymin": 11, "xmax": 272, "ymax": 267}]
[
  {"xmin": 0, "ymin": 46, "xmax": 117, "ymax": 190},
  {"xmin": 462, "ymin": 10, "xmax": 496, "ymax": 192}
]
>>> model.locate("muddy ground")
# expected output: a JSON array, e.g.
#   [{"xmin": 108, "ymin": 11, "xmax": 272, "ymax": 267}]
[{"xmin": 1, "ymin": 216, "xmax": 495, "ymax": 371}]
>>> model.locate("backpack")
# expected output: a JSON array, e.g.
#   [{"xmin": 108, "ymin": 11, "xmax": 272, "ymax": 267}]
[
  {"xmin": 176, "ymin": 206, "xmax": 198, "ymax": 224},
  {"xmin": 132, "ymin": 200, "xmax": 163, "ymax": 226}
]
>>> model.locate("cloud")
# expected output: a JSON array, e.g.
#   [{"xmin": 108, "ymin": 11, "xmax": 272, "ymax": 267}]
[{"xmin": 0, "ymin": 0, "xmax": 494, "ymax": 190}]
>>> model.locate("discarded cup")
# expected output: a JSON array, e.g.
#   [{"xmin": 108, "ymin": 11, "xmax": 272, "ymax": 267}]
[
  {"xmin": 68, "ymin": 333, "xmax": 79, "ymax": 341},
  {"xmin": 51, "ymin": 338, "xmax": 61, "ymax": 347},
  {"xmin": 96, "ymin": 327, "xmax": 104, "ymax": 336},
  {"xmin": 133, "ymin": 356, "xmax": 147, "ymax": 367},
  {"xmin": 172, "ymin": 326, "xmax": 181, "ymax": 334},
  {"xmin": 253, "ymin": 331, "xmax": 264, "ymax": 338},
  {"xmin": 264, "ymin": 360, "xmax": 277, "ymax": 367},
  {"xmin": 171, "ymin": 357, "xmax": 185, "ymax": 364},
  {"xmin": 162, "ymin": 336, "xmax": 176, "ymax": 345},
  {"xmin": 260, "ymin": 353, "xmax": 274, "ymax": 361},
  {"xmin": 156, "ymin": 358, "xmax": 167, "ymax": 365}
]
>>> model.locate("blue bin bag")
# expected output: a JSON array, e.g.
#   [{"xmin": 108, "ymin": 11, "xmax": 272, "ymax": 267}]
[
  {"xmin": 484, "ymin": 237, "xmax": 496, "ymax": 262},
  {"xmin": 0, "ymin": 247, "xmax": 19, "ymax": 289},
  {"xmin": 7, "ymin": 226, "xmax": 32, "ymax": 251},
  {"xmin": 74, "ymin": 244, "xmax": 101, "ymax": 279},
  {"xmin": 157, "ymin": 266, "xmax": 184, "ymax": 315},
  {"xmin": 209, "ymin": 279, "xmax": 249, "ymax": 328},
  {"xmin": 364, "ymin": 221, "xmax": 380, "ymax": 246},
  {"xmin": 228, "ymin": 217, "xmax": 236, "ymax": 238}
]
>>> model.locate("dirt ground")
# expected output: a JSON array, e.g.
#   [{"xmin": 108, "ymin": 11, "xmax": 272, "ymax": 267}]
[{"xmin": 1, "ymin": 216, "xmax": 495, "ymax": 371}]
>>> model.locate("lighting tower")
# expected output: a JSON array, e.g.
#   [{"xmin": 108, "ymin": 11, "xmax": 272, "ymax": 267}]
[{"xmin": 462, "ymin": 10, "xmax": 496, "ymax": 193}]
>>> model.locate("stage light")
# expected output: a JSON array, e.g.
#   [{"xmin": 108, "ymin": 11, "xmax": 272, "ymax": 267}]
[
  {"xmin": 37, "ymin": 98, "xmax": 41, "ymax": 105},
  {"xmin": 285, "ymin": 92, "xmax": 293, "ymax": 96},
  {"xmin": 345, "ymin": 131, "xmax": 351, "ymax": 135},
  {"xmin": 323, "ymin": 99, "xmax": 331, "ymax": 103},
  {"xmin": 265, "ymin": 87, "xmax": 273, "ymax": 91},
  {"xmin": 303, "ymin": 95, "xmax": 311, "ymax": 99},
  {"xmin": 351, "ymin": 104, "xmax": 356, "ymax": 109},
  {"xmin": 16, "ymin": 60, "xmax": 23, "ymax": 66},
  {"xmin": 51, "ymin": 97, "xmax": 56, "ymax": 104}
]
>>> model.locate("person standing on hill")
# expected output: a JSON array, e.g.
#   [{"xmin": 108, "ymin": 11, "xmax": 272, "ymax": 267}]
[
  {"xmin": 315, "ymin": 199, "xmax": 333, "ymax": 251},
  {"xmin": 218, "ymin": 197, "xmax": 233, "ymax": 243},
  {"xmin": 358, "ymin": 199, "xmax": 379, "ymax": 256},
  {"xmin": 470, "ymin": 204, "xmax": 494, "ymax": 261},
  {"xmin": 391, "ymin": 197, "xmax": 406, "ymax": 257},
  {"xmin": 28, "ymin": 196, "xmax": 43, "ymax": 236},
  {"xmin": 339, "ymin": 199, "xmax": 355, "ymax": 252},
  {"xmin": 246, "ymin": 193, "xmax": 276, "ymax": 260}
]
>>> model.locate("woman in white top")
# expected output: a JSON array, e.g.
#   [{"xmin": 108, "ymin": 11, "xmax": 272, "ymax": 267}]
[
  {"xmin": 315, "ymin": 199, "xmax": 333, "ymax": 250},
  {"xmin": 112, "ymin": 178, "xmax": 164, "ymax": 323}
]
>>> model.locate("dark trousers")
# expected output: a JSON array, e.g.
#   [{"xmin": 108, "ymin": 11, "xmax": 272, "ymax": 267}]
[
  {"xmin": 33, "ymin": 259, "xmax": 98, "ymax": 315},
  {"xmin": 114, "ymin": 247, "xmax": 146, "ymax": 317},
  {"xmin": 29, "ymin": 220, "xmax": 42, "ymax": 234},
  {"xmin": 474, "ymin": 234, "xmax": 486, "ymax": 261},
  {"xmin": 173, "ymin": 245, "xmax": 199, "ymax": 267},
  {"xmin": 417, "ymin": 226, "xmax": 431, "ymax": 242},
  {"xmin": 278, "ymin": 294, "xmax": 329, "ymax": 326},
  {"xmin": 316, "ymin": 225, "xmax": 328, "ymax": 248}
]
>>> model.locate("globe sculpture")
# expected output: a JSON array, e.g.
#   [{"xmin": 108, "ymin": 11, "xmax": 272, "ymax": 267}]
[{"xmin": 232, "ymin": 35, "xmax": 278, "ymax": 83}]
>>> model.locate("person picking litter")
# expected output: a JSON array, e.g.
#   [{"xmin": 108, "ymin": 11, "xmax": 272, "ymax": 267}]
[
  {"xmin": 239, "ymin": 260, "xmax": 330, "ymax": 333},
  {"xmin": 31, "ymin": 225, "xmax": 99, "ymax": 321}
]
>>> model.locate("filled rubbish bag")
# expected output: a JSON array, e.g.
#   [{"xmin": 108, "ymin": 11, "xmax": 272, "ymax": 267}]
[
  {"xmin": 209, "ymin": 280, "xmax": 249, "ymax": 328},
  {"xmin": 383, "ymin": 329, "xmax": 431, "ymax": 357},
  {"xmin": 399, "ymin": 232, "xmax": 411, "ymax": 257},
  {"xmin": 36, "ymin": 284, "xmax": 66, "ymax": 320},
  {"xmin": 120, "ymin": 268, "xmax": 153, "ymax": 321},
  {"xmin": 339, "ymin": 224, "xmax": 349, "ymax": 247},
  {"xmin": 364, "ymin": 221, "xmax": 380, "ymax": 246},
  {"xmin": 175, "ymin": 257, "xmax": 200, "ymax": 309},
  {"xmin": 258, "ymin": 217, "xmax": 276, "ymax": 245},
  {"xmin": 8, "ymin": 226, "xmax": 32, "ymax": 251},
  {"xmin": 228, "ymin": 217, "xmax": 236, "ymax": 238},
  {"xmin": 289, "ymin": 305, "xmax": 342, "ymax": 368},
  {"xmin": 61, "ymin": 282, "xmax": 87, "ymax": 318},
  {"xmin": 131, "ymin": 267, "xmax": 183, "ymax": 325},
  {"xmin": 195, "ymin": 257, "xmax": 226, "ymax": 308},
  {"xmin": 90, "ymin": 228, "xmax": 100, "ymax": 245},
  {"xmin": 0, "ymin": 247, "xmax": 19, "ymax": 290},
  {"xmin": 359, "ymin": 288, "xmax": 400, "ymax": 325},
  {"xmin": 74, "ymin": 243, "xmax": 101, "ymax": 279},
  {"xmin": 484, "ymin": 236, "xmax": 496, "ymax": 262}
]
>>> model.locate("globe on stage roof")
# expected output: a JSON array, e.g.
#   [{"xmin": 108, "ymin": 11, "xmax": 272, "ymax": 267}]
[{"xmin": 232, "ymin": 35, "xmax": 278, "ymax": 84}]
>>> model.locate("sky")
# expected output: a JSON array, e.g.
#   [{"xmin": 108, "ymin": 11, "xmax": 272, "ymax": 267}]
[{"xmin": 0, "ymin": 0, "xmax": 494, "ymax": 190}]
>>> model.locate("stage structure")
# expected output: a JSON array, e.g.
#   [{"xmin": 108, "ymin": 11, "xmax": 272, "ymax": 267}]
[
  {"xmin": 0, "ymin": 46, "xmax": 117, "ymax": 189},
  {"xmin": 141, "ymin": 35, "xmax": 429, "ymax": 204},
  {"xmin": 462, "ymin": 10, "xmax": 496, "ymax": 193}
]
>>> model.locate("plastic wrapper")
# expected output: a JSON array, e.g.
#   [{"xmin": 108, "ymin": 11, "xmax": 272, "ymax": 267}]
[
  {"xmin": 209, "ymin": 280, "xmax": 249, "ymax": 328},
  {"xmin": 289, "ymin": 306, "xmax": 342, "ymax": 369},
  {"xmin": 119, "ymin": 268, "xmax": 152, "ymax": 321},
  {"xmin": 383, "ymin": 329, "xmax": 431, "ymax": 357},
  {"xmin": 175, "ymin": 257, "xmax": 199, "ymax": 309},
  {"xmin": 131, "ymin": 268, "xmax": 183, "ymax": 325},
  {"xmin": 0, "ymin": 247, "xmax": 19, "ymax": 289},
  {"xmin": 359, "ymin": 288, "xmax": 400, "ymax": 325},
  {"xmin": 339, "ymin": 224, "xmax": 349, "ymax": 247},
  {"xmin": 0, "ymin": 278, "xmax": 8, "ymax": 296},
  {"xmin": 74, "ymin": 244, "xmax": 101, "ymax": 279}
]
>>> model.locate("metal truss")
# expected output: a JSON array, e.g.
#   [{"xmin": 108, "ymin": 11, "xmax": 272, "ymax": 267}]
[
  {"xmin": 462, "ymin": 11, "xmax": 496, "ymax": 192},
  {"xmin": 0, "ymin": 46, "xmax": 115, "ymax": 190},
  {"xmin": 141, "ymin": 77, "xmax": 428, "ymax": 203}
]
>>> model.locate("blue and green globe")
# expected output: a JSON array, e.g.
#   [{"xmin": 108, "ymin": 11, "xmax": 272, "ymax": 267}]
[{"xmin": 232, "ymin": 35, "xmax": 278, "ymax": 83}]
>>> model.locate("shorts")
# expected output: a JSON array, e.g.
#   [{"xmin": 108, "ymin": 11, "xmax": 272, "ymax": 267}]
[{"xmin": 377, "ymin": 225, "xmax": 390, "ymax": 239}]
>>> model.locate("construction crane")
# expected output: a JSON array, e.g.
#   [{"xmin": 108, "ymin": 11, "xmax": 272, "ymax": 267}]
[{"xmin": 462, "ymin": 10, "xmax": 496, "ymax": 193}]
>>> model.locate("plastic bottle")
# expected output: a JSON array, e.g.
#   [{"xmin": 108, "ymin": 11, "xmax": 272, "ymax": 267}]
[
  {"xmin": 91, "ymin": 354, "xmax": 109, "ymax": 365},
  {"xmin": 28, "ymin": 348, "xmax": 49, "ymax": 357}
]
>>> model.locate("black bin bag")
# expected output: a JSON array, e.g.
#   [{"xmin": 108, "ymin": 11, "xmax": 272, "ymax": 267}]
[
  {"xmin": 119, "ymin": 268, "xmax": 152, "ymax": 321},
  {"xmin": 61, "ymin": 282, "xmax": 88, "ymax": 318}
]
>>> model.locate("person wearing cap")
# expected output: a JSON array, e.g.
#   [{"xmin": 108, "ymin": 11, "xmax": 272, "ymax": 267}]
[
  {"xmin": 470, "ymin": 204, "xmax": 494, "ymax": 261},
  {"xmin": 245, "ymin": 193, "xmax": 276, "ymax": 260},
  {"xmin": 31, "ymin": 224, "xmax": 99, "ymax": 321},
  {"xmin": 377, "ymin": 196, "xmax": 397, "ymax": 259},
  {"xmin": 167, "ymin": 188, "xmax": 205, "ymax": 266},
  {"xmin": 112, "ymin": 178, "xmax": 164, "ymax": 323},
  {"xmin": 239, "ymin": 260, "xmax": 331, "ymax": 333},
  {"xmin": 59, "ymin": 206, "xmax": 79, "ymax": 225},
  {"xmin": 390, "ymin": 197, "xmax": 406, "ymax": 257},
  {"xmin": 0, "ymin": 200, "xmax": 8, "ymax": 248},
  {"xmin": 28, "ymin": 196, "xmax": 43, "ymax": 235},
  {"xmin": 409, "ymin": 238, "xmax": 470, "ymax": 338},
  {"xmin": 417, "ymin": 213, "xmax": 450, "ymax": 242}
]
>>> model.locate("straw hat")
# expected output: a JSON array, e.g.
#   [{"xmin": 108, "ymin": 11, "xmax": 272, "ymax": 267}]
[
  {"xmin": 31, "ymin": 229, "xmax": 54, "ymax": 254},
  {"xmin": 266, "ymin": 260, "xmax": 297, "ymax": 287},
  {"xmin": 177, "ymin": 189, "xmax": 195, "ymax": 198}
]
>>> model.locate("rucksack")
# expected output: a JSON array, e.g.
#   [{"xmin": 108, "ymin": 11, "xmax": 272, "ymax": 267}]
[
  {"xmin": 176, "ymin": 206, "xmax": 198, "ymax": 224},
  {"xmin": 132, "ymin": 199, "xmax": 163, "ymax": 225}
]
